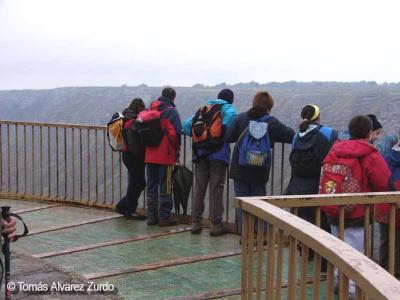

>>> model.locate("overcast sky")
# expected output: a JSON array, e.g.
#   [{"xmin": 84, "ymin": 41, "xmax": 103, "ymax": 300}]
[{"xmin": 0, "ymin": 0, "xmax": 399, "ymax": 90}]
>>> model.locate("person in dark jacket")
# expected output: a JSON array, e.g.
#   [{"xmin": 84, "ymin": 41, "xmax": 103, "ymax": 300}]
[
  {"xmin": 183, "ymin": 89, "xmax": 238, "ymax": 236},
  {"xmin": 375, "ymin": 141, "xmax": 400, "ymax": 279},
  {"xmin": 116, "ymin": 98, "xmax": 147, "ymax": 220},
  {"xmin": 145, "ymin": 87, "xmax": 182, "ymax": 227},
  {"xmin": 286, "ymin": 104, "xmax": 337, "ymax": 225},
  {"xmin": 225, "ymin": 91, "xmax": 295, "ymax": 233}
]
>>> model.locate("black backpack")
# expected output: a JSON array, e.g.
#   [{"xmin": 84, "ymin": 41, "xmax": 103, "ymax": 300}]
[
  {"xmin": 289, "ymin": 126, "xmax": 328, "ymax": 177},
  {"xmin": 122, "ymin": 118, "xmax": 144, "ymax": 158}
]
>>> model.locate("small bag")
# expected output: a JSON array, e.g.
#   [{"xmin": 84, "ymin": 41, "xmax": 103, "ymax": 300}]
[{"xmin": 107, "ymin": 112, "xmax": 126, "ymax": 152}]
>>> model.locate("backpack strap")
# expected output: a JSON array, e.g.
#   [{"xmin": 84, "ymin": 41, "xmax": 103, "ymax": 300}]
[{"xmin": 237, "ymin": 115, "xmax": 271, "ymax": 144}]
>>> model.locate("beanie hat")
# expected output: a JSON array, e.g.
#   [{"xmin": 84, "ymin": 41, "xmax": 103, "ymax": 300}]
[
  {"xmin": 218, "ymin": 89, "xmax": 234, "ymax": 104},
  {"xmin": 367, "ymin": 114, "xmax": 383, "ymax": 131}
]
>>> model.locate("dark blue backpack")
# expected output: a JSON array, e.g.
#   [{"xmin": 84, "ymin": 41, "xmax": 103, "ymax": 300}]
[{"xmin": 237, "ymin": 115, "xmax": 272, "ymax": 170}]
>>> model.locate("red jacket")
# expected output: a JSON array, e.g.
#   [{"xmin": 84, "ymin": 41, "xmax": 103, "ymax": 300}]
[
  {"xmin": 145, "ymin": 98, "xmax": 182, "ymax": 165},
  {"xmin": 321, "ymin": 139, "xmax": 390, "ymax": 219}
]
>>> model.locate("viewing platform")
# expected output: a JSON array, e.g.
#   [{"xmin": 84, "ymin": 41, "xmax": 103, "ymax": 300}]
[{"xmin": 0, "ymin": 120, "xmax": 400, "ymax": 299}]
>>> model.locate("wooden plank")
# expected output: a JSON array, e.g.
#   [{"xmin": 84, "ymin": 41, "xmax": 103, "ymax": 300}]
[
  {"xmin": 27, "ymin": 214, "xmax": 122, "ymax": 236},
  {"xmin": 84, "ymin": 249, "xmax": 242, "ymax": 280},
  {"xmin": 255, "ymin": 220, "xmax": 264, "ymax": 300},
  {"xmin": 14, "ymin": 203, "xmax": 63, "ymax": 214},
  {"xmin": 33, "ymin": 227, "xmax": 191, "ymax": 258},
  {"xmin": 246, "ymin": 191, "xmax": 400, "ymax": 208},
  {"xmin": 274, "ymin": 229, "xmax": 284, "ymax": 300}
]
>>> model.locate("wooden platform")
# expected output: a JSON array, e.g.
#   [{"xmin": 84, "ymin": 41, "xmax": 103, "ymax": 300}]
[{"xmin": 2, "ymin": 198, "xmax": 329, "ymax": 299}]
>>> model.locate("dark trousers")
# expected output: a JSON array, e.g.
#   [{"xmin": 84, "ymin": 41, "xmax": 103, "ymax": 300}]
[
  {"xmin": 146, "ymin": 163, "xmax": 174, "ymax": 220},
  {"xmin": 379, "ymin": 223, "xmax": 400, "ymax": 279},
  {"xmin": 192, "ymin": 159, "xmax": 227, "ymax": 225},
  {"xmin": 234, "ymin": 180, "xmax": 267, "ymax": 235},
  {"xmin": 116, "ymin": 152, "xmax": 146, "ymax": 213}
]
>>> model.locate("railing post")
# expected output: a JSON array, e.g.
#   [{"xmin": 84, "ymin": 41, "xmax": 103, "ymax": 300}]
[
  {"xmin": 255, "ymin": 220, "xmax": 264, "ymax": 300},
  {"xmin": 241, "ymin": 210, "xmax": 249, "ymax": 299},
  {"xmin": 87, "ymin": 128, "xmax": 91, "ymax": 202},
  {"xmin": 287, "ymin": 235, "xmax": 297, "ymax": 300},
  {"xmin": 389, "ymin": 203, "xmax": 396, "ymax": 275},
  {"xmin": 79, "ymin": 128, "xmax": 83, "ymax": 201},
  {"xmin": 275, "ymin": 229, "xmax": 284, "ymax": 300},
  {"xmin": 39, "ymin": 126, "xmax": 43, "ymax": 196},
  {"xmin": 95, "ymin": 129, "xmax": 99, "ymax": 203},
  {"xmin": 47, "ymin": 126, "xmax": 51, "ymax": 197},
  {"xmin": 270, "ymin": 147, "xmax": 275, "ymax": 196},
  {"xmin": 103, "ymin": 130, "xmax": 107, "ymax": 204},
  {"xmin": 31, "ymin": 126, "xmax": 35, "ymax": 195},
  {"xmin": 56, "ymin": 126, "xmax": 59, "ymax": 197},
  {"xmin": 266, "ymin": 224, "xmax": 275, "ymax": 300},
  {"xmin": 15, "ymin": 124, "xmax": 19, "ymax": 193},
  {"xmin": 247, "ymin": 214, "xmax": 255, "ymax": 300},
  {"xmin": 71, "ymin": 127, "xmax": 75, "ymax": 200},
  {"xmin": 280, "ymin": 143, "xmax": 285, "ymax": 195},
  {"xmin": 7, "ymin": 124, "xmax": 10, "ymax": 192},
  {"xmin": 23, "ymin": 125, "xmax": 27, "ymax": 194},
  {"xmin": 64, "ymin": 127, "xmax": 67, "ymax": 199}
]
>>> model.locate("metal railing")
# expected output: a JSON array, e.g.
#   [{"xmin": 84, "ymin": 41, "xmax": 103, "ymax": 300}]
[
  {"xmin": 0, "ymin": 120, "xmax": 288, "ymax": 229},
  {"xmin": 237, "ymin": 196, "xmax": 400, "ymax": 300}
]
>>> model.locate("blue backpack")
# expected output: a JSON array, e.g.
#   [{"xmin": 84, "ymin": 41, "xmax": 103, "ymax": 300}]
[{"xmin": 237, "ymin": 115, "xmax": 272, "ymax": 169}]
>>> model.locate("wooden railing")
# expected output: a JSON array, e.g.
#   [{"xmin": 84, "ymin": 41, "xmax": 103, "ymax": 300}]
[
  {"xmin": 0, "ymin": 120, "xmax": 288, "ymax": 229},
  {"xmin": 237, "ymin": 196, "xmax": 400, "ymax": 300}
]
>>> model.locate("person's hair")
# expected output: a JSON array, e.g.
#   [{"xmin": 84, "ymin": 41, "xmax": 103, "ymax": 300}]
[
  {"xmin": 252, "ymin": 91, "xmax": 274, "ymax": 114},
  {"xmin": 349, "ymin": 115, "xmax": 373, "ymax": 139},
  {"xmin": 299, "ymin": 104, "xmax": 320, "ymax": 132},
  {"xmin": 128, "ymin": 98, "xmax": 145, "ymax": 113},
  {"xmin": 161, "ymin": 87, "xmax": 176, "ymax": 101}
]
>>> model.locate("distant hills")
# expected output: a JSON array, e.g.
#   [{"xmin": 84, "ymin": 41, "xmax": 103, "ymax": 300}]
[{"xmin": 0, "ymin": 81, "xmax": 399, "ymax": 136}]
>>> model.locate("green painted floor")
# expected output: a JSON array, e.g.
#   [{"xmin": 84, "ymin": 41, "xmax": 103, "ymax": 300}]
[{"xmin": 2, "ymin": 198, "xmax": 327, "ymax": 299}]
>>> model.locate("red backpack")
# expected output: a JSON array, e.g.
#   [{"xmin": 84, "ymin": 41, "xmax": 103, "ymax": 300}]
[{"xmin": 319, "ymin": 155, "xmax": 365, "ymax": 218}]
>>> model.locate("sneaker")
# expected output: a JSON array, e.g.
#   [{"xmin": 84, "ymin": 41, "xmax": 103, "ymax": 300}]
[
  {"xmin": 210, "ymin": 223, "xmax": 228, "ymax": 237},
  {"xmin": 116, "ymin": 207, "xmax": 147, "ymax": 220},
  {"xmin": 159, "ymin": 218, "xmax": 177, "ymax": 227},
  {"xmin": 191, "ymin": 222, "xmax": 202, "ymax": 234}
]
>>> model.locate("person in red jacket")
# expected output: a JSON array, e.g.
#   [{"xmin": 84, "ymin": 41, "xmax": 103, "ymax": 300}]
[
  {"xmin": 145, "ymin": 87, "xmax": 182, "ymax": 227},
  {"xmin": 320, "ymin": 115, "xmax": 391, "ymax": 295}
]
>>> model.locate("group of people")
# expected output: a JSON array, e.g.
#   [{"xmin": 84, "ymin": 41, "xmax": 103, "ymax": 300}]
[{"xmin": 114, "ymin": 87, "xmax": 400, "ymax": 282}]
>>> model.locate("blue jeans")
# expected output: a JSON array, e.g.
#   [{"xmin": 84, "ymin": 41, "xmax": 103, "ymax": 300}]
[
  {"xmin": 234, "ymin": 180, "xmax": 266, "ymax": 235},
  {"xmin": 146, "ymin": 164, "xmax": 174, "ymax": 220}
]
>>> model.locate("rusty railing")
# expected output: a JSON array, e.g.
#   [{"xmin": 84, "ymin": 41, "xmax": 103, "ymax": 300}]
[{"xmin": 0, "ymin": 120, "xmax": 288, "ymax": 229}]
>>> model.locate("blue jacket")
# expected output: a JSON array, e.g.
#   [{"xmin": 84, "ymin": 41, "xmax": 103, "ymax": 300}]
[
  {"xmin": 385, "ymin": 145, "xmax": 400, "ymax": 183},
  {"xmin": 183, "ymin": 99, "xmax": 237, "ymax": 164}
]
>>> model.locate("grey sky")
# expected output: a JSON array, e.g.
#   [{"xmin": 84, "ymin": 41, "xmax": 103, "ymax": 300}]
[{"xmin": 1, "ymin": 0, "xmax": 399, "ymax": 89}]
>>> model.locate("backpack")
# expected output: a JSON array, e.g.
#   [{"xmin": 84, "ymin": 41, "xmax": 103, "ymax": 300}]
[
  {"xmin": 237, "ymin": 115, "xmax": 272, "ymax": 169},
  {"xmin": 122, "ymin": 118, "xmax": 144, "ymax": 158},
  {"xmin": 319, "ymin": 158, "xmax": 363, "ymax": 195},
  {"xmin": 136, "ymin": 101, "xmax": 172, "ymax": 147},
  {"xmin": 290, "ymin": 126, "xmax": 328, "ymax": 177},
  {"xmin": 107, "ymin": 112, "xmax": 126, "ymax": 152},
  {"xmin": 191, "ymin": 104, "xmax": 223, "ymax": 151}
]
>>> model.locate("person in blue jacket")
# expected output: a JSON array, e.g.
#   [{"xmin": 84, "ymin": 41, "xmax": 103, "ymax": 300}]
[{"xmin": 183, "ymin": 89, "xmax": 237, "ymax": 236}]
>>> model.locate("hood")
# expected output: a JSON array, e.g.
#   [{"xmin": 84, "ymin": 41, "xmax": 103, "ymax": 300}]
[
  {"xmin": 386, "ymin": 147, "xmax": 400, "ymax": 168},
  {"xmin": 207, "ymin": 99, "xmax": 229, "ymax": 106},
  {"xmin": 158, "ymin": 96, "xmax": 176, "ymax": 108},
  {"xmin": 122, "ymin": 108, "xmax": 138, "ymax": 120},
  {"xmin": 333, "ymin": 139, "xmax": 376, "ymax": 159}
]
